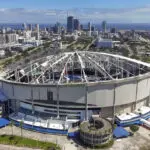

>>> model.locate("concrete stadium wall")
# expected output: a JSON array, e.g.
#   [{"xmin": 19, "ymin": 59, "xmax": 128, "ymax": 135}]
[{"xmin": 1, "ymin": 74, "xmax": 150, "ymax": 109}]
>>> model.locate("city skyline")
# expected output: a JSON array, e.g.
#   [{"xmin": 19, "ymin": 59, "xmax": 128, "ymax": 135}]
[{"xmin": 0, "ymin": 0, "xmax": 150, "ymax": 23}]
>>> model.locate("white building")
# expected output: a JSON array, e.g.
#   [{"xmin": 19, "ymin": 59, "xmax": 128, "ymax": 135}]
[
  {"xmin": 0, "ymin": 34, "xmax": 6, "ymax": 45},
  {"xmin": 0, "ymin": 50, "xmax": 5, "ymax": 57},
  {"xmin": 6, "ymin": 34, "xmax": 18, "ymax": 43},
  {"xmin": 92, "ymin": 31, "xmax": 99, "ymax": 37},
  {"xmin": 96, "ymin": 37, "xmax": 120, "ymax": 48},
  {"xmin": 24, "ymin": 31, "xmax": 32, "ymax": 39},
  {"xmin": 23, "ymin": 39, "xmax": 43, "ymax": 47},
  {"xmin": 96, "ymin": 37, "xmax": 113, "ymax": 48}
]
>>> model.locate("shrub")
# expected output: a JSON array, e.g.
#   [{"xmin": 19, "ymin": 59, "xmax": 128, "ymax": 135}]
[
  {"xmin": 113, "ymin": 124, "xmax": 117, "ymax": 129},
  {"xmin": 130, "ymin": 125, "xmax": 139, "ymax": 132}
]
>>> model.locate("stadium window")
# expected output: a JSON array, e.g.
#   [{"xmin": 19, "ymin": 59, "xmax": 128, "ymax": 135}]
[{"xmin": 47, "ymin": 91, "xmax": 53, "ymax": 101}]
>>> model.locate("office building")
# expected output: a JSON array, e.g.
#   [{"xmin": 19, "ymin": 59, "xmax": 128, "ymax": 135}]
[
  {"xmin": 67, "ymin": 16, "xmax": 74, "ymax": 33},
  {"xmin": 28, "ymin": 24, "xmax": 33, "ymax": 31},
  {"xmin": 88, "ymin": 22, "xmax": 91, "ymax": 31},
  {"xmin": 111, "ymin": 28, "xmax": 117, "ymax": 33},
  {"xmin": 0, "ymin": 34, "xmax": 6, "ymax": 45},
  {"xmin": 96, "ymin": 37, "xmax": 113, "ymax": 48},
  {"xmin": 74, "ymin": 19, "xmax": 80, "ymax": 30},
  {"xmin": 54, "ymin": 22, "xmax": 61, "ymax": 34},
  {"xmin": 102, "ymin": 21, "xmax": 107, "ymax": 33},
  {"xmin": 35, "ymin": 24, "xmax": 40, "ymax": 40},
  {"xmin": 23, "ymin": 23, "xmax": 27, "ymax": 31},
  {"xmin": 88, "ymin": 22, "xmax": 92, "ymax": 36}
]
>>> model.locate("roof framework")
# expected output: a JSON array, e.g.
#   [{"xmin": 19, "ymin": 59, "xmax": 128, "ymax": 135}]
[{"xmin": 5, "ymin": 51, "xmax": 150, "ymax": 84}]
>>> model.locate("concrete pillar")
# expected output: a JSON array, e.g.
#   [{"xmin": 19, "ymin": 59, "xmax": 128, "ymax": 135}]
[
  {"xmin": 135, "ymin": 80, "xmax": 138, "ymax": 109},
  {"xmin": 84, "ymin": 84, "xmax": 88, "ymax": 121},
  {"xmin": 12, "ymin": 84, "xmax": 14, "ymax": 97},
  {"xmin": 113, "ymin": 83, "xmax": 116, "ymax": 124},
  {"xmin": 148, "ymin": 82, "xmax": 150, "ymax": 107},
  {"xmin": 31, "ymin": 86, "xmax": 34, "ymax": 114},
  {"xmin": 7, "ymin": 100, "xmax": 10, "ymax": 115},
  {"xmin": 57, "ymin": 84, "xmax": 60, "ymax": 118}
]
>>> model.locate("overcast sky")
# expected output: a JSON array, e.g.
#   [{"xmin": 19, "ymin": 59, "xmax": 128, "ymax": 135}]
[{"xmin": 0, "ymin": 0, "xmax": 150, "ymax": 23}]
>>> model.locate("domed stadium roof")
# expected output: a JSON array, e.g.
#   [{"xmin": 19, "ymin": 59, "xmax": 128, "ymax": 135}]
[{"xmin": 4, "ymin": 51, "xmax": 150, "ymax": 84}]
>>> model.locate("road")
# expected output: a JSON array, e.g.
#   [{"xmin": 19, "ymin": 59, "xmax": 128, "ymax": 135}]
[
  {"xmin": 84, "ymin": 39, "xmax": 96, "ymax": 51},
  {"xmin": 124, "ymin": 43, "xmax": 133, "ymax": 57}
]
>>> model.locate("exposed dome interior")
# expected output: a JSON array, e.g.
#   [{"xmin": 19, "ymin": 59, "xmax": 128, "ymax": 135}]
[{"xmin": 4, "ymin": 51, "xmax": 150, "ymax": 84}]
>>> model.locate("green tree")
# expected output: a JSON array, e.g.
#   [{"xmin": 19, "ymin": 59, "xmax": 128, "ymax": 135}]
[
  {"xmin": 22, "ymin": 51, "xmax": 29, "ymax": 57},
  {"xmin": 130, "ymin": 125, "xmax": 139, "ymax": 132},
  {"xmin": 15, "ymin": 55, "xmax": 22, "ymax": 61}
]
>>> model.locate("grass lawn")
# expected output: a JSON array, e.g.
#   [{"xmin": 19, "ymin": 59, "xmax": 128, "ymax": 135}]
[{"xmin": 0, "ymin": 134, "xmax": 60, "ymax": 150}]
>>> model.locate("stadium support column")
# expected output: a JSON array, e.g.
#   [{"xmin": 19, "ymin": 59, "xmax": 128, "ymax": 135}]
[
  {"xmin": 148, "ymin": 80, "xmax": 150, "ymax": 107},
  {"xmin": 31, "ymin": 86, "xmax": 34, "ymax": 114},
  {"xmin": 57, "ymin": 84, "xmax": 60, "ymax": 118},
  {"xmin": 135, "ymin": 79, "xmax": 138, "ymax": 110},
  {"xmin": 113, "ymin": 83, "xmax": 116, "ymax": 124},
  {"xmin": 85, "ymin": 83, "xmax": 88, "ymax": 121}
]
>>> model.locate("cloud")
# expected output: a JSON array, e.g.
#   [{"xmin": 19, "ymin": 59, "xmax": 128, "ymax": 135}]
[{"xmin": 0, "ymin": 7, "xmax": 150, "ymax": 23}]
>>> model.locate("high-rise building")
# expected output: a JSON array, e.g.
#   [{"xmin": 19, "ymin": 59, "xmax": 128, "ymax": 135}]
[
  {"xmin": 35, "ymin": 24, "xmax": 40, "ymax": 40},
  {"xmin": 5, "ymin": 34, "xmax": 17, "ymax": 43},
  {"xmin": 111, "ymin": 28, "xmax": 117, "ymax": 33},
  {"xmin": 67, "ymin": 16, "xmax": 74, "ymax": 33},
  {"xmin": 2, "ymin": 28, "xmax": 6, "ymax": 34},
  {"xmin": 54, "ymin": 22, "xmax": 61, "ymax": 34},
  {"xmin": 91, "ymin": 26, "xmax": 96, "ymax": 31},
  {"xmin": 28, "ymin": 24, "xmax": 32, "ymax": 31},
  {"xmin": 88, "ymin": 22, "xmax": 91, "ymax": 31},
  {"xmin": 74, "ymin": 19, "xmax": 80, "ymax": 30},
  {"xmin": 24, "ymin": 31, "xmax": 32, "ymax": 39},
  {"xmin": 80, "ymin": 24, "xmax": 83, "ymax": 30},
  {"xmin": 0, "ymin": 34, "xmax": 6, "ymax": 44},
  {"xmin": 23, "ymin": 23, "xmax": 27, "ymax": 31},
  {"xmin": 35, "ymin": 24, "xmax": 40, "ymax": 32},
  {"xmin": 88, "ymin": 22, "xmax": 92, "ymax": 36},
  {"xmin": 0, "ymin": 33, "xmax": 17, "ymax": 44},
  {"xmin": 102, "ymin": 21, "xmax": 107, "ymax": 33}
]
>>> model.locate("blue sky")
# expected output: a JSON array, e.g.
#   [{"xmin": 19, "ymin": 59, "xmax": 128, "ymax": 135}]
[
  {"xmin": 1, "ymin": 0, "xmax": 150, "ymax": 9},
  {"xmin": 0, "ymin": 0, "xmax": 150, "ymax": 23}
]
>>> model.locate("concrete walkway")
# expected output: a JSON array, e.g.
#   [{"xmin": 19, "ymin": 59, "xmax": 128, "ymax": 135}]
[{"xmin": 0, "ymin": 125, "xmax": 150, "ymax": 150}]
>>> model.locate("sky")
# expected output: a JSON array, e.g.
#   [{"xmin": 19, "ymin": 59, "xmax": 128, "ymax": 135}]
[{"xmin": 0, "ymin": 0, "xmax": 150, "ymax": 23}]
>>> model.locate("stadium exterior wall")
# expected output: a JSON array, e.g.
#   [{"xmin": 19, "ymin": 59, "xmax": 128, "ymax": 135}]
[{"xmin": 0, "ymin": 72, "xmax": 150, "ymax": 118}]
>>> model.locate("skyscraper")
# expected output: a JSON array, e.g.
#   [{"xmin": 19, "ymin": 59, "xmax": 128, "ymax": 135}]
[
  {"xmin": 74, "ymin": 19, "xmax": 80, "ymax": 30},
  {"xmin": 23, "ymin": 23, "xmax": 27, "ymax": 31},
  {"xmin": 54, "ymin": 22, "xmax": 61, "ymax": 34},
  {"xmin": 35, "ymin": 24, "xmax": 39, "ymax": 32},
  {"xmin": 80, "ymin": 24, "xmax": 83, "ymax": 30},
  {"xmin": 91, "ymin": 26, "xmax": 96, "ymax": 31},
  {"xmin": 35, "ymin": 24, "xmax": 40, "ymax": 40},
  {"xmin": 28, "ymin": 24, "xmax": 32, "ymax": 31},
  {"xmin": 67, "ymin": 16, "xmax": 74, "ymax": 33},
  {"xmin": 102, "ymin": 21, "xmax": 107, "ymax": 33},
  {"xmin": 88, "ymin": 22, "xmax": 91, "ymax": 31},
  {"xmin": 88, "ymin": 22, "xmax": 92, "ymax": 36}
]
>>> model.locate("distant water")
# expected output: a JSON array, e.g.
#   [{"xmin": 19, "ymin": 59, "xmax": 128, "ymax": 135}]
[
  {"xmin": 106, "ymin": 23, "xmax": 150, "ymax": 31},
  {"xmin": 0, "ymin": 23, "xmax": 150, "ymax": 31}
]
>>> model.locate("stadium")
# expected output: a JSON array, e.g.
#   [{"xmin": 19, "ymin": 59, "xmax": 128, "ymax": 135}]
[{"xmin": 0, "ymin": 51, "xmax": 150, "ymax": 134}]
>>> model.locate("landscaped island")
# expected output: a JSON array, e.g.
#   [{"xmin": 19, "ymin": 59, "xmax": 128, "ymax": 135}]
[{"xmin": 0, "ymin": 134, "xmax": 60, "ymax": 150}]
